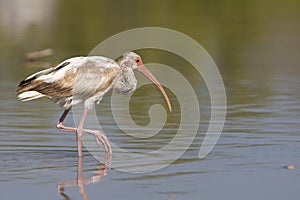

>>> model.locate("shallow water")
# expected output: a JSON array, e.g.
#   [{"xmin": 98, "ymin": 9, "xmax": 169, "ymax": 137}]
[{"xmin": 1, "ymin": 1, "xmax": 300, "ymax": 200}]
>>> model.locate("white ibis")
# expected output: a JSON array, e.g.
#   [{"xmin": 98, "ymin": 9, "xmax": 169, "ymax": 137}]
[{"xmin": 16, "ymin": 52, "xmax": 172, "ymax": 157}]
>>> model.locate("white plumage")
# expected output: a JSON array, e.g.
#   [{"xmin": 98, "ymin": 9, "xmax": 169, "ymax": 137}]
[{"xmin": 18, "ymin": 91, "xmax": 45, "ymax": 101}]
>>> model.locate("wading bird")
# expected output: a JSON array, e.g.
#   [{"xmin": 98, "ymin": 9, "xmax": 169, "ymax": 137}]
[{"xmin": 16, "ymin": 52, "xmax": 172, "ymax": 157}]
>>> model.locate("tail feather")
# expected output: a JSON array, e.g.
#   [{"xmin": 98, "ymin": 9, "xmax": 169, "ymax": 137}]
[
  {"xmin": 18, "ymin": 91, "xmax": 46, "ymax": 101},
  {"xmin": 16, "ymin": 67, "xmax": 55, "ymax": 94}
]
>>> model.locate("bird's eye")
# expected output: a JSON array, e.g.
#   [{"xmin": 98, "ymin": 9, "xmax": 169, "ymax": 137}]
[{"xmin": 136, "ymin": 59, "xmax": 140, "ymax": 63}]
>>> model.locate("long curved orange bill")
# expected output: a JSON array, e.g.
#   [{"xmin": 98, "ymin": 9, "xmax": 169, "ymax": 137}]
[{"xmin": 136, "ymin": 65, "xmax": 172, "ymax": 112}]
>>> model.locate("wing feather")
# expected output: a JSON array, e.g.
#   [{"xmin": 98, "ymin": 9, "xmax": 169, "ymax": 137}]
[{"xmin": 16, "ymin": 57, "xmax": 120, "ymax": 100}]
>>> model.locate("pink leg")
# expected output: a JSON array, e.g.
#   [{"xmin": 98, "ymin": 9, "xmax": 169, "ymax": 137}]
[{"xmin": 56, "ymin": 108, "xmax": 112, "ymax": 156}]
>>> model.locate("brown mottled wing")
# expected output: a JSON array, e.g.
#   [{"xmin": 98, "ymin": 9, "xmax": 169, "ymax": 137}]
[
  {"xmin": 16, "ymin": 61, "xmax": 72, "ymax": 96},
  {"xmin": 16, "ymin": 67, "xmax": 55, "ymax": 93},
  {"xmin": 16, "ymin": 57, "xmax": 120, "ymax": 98}
]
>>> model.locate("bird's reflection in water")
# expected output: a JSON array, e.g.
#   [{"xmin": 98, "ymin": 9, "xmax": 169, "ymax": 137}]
[{"xmin": 58, "ymin": 155, "xmax": 111, "ymax": 200}]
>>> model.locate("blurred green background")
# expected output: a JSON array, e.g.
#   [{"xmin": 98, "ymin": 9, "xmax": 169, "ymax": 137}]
[{"xmin": 1, "ymin": 0, "xmax": 299, "ymax": 80}]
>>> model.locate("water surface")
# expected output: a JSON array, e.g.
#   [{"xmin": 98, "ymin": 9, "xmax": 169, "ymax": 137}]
[{"xmin": 1, "ymin": 0, "xmax": 300, "ymax": 199}]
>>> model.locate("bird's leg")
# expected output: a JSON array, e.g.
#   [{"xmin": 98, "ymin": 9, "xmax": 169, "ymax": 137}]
[
  {"xmin": 76, "ymin": 108, "xmax": 112, "ymax": 155},
  {"xmin": 57, "ymin": 109, "xmax": 74, "ymax": 132},
  {"xmin": 56, "ymin": 108, "xmax": 87, "ymax": 157},
  {"xmin": 56, "ymin": 109, "xmax": 112, "ymax": 156},
  {"xmin": 78, "ymin": 128, "xmax": 112, "ymax": 155},
  {"xmin": 75, "ymin": 107, "xmax": 89, "ymax": 157}
]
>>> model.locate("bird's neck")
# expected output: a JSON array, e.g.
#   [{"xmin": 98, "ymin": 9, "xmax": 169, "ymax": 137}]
[{"xmin": 113, "ymin": 67, "xmax": 137, "ymax": 95}]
